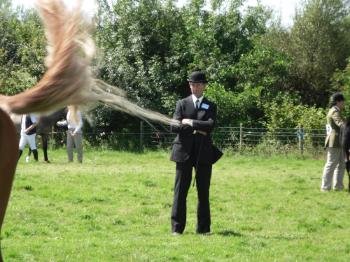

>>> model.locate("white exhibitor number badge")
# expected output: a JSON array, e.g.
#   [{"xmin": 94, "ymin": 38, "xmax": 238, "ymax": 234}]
[{"xmin": 201, "ymin": 103, "xmax": 209, "ymax": 109}]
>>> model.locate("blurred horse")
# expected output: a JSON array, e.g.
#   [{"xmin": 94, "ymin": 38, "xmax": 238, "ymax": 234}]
[
  {"xmin": 0, "ymin": 1, "xmax": 176, "ymax": 260},
  {"xmin": 0, "ymin": 110, "xmax": 18, "ymax": 261}
]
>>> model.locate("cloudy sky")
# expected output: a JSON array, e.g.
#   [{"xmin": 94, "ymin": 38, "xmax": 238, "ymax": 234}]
[
  {"xmin": 246, "ymin": 0, "xmax": 303, "ymax": 26},
  {"xmin": 12, "ymin": 0, "xmax": 303, "ymax": 27}
]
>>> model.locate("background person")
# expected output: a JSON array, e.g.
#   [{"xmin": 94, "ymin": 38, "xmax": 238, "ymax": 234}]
[
  {"xmin": 18, "ymin": 114, "xmax": 38, "ymax": 161},
  {"xmin": 321, "ymin": 92, "xmax": 345, "ymax": 191},
  {"xmin": 57, "ymin": 105, "xmax": 83, "ymax": 163}
]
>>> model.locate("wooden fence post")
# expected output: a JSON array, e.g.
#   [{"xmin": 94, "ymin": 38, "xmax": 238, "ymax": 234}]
[
  {"xmin": 298, "ymin": 126, "xmax": 304, "ymax": 156},
  {"xmin": 140, "ymin": 121, "xmax": 144, "ymax": 151},
  {"xmin": 239, "ymin": 123, "xmax": 243, "ymax": 151}
]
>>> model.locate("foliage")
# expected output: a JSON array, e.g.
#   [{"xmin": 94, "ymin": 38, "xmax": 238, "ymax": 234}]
[
  {"xmin": 95, "ymin": 0, "xmax": 271, "ymax": 126},
  {"xmin": 264, "ymin": 95, "xmax": 326, "ymax": 131},
  {"xmin": 234, "ymin": 41, "xmax": 292, "ymax": 95},
  {"xmin": 84, "ymin": 105, "xmax": 141, "ymax": 147},
  {"xmin": 1, "ymin": 0, "xmax": 350, "ymax": 136},
  {"xmin": 205, "ymin": 82, "xmax": 262, "ymax": 127},
  {"xmin": 0, "ymin": 2, "xmax": 45, "ymax": 94},
  {"xmin": 269, "ymin": 0, "xmax": 350, "ymax": 106},
  {"xmin": 96, "ymin": 0, "xmax": 189, "ymax": 113},
  {"xmin": 332, "ymin": 57, "xmax": 350, "ymax": 117},
  {"xmin": 232, "ymin": 41, "xmax": 293, "ymax": 126}
]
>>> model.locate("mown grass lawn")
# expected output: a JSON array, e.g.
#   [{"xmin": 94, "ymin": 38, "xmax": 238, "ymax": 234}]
[{"xmin": 2, "ymin": 149, "xmax": 350, "ymax": 261}]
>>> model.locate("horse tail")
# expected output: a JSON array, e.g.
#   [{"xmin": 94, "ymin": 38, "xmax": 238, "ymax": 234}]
[
  {"xmin": 0, "ymin": 0, "xmax": 94, "ymax": 115},
  {"xmin": 0, "ymin": 0, "xmax": 178, "ymax": 126}
]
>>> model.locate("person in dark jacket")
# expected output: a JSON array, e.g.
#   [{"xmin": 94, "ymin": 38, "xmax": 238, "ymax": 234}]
[
  {"xmin": 18, "ymin": 114, "xmax": 38, "ymax": 161},
  {"xmin": 170, "ymin": 70, "xmax": 217, "ymax": 235}
]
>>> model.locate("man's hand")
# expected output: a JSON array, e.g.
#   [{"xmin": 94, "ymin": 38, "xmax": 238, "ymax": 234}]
[
  {"xmin": 170, "ymin": 119, "xmax": 181, "ymax": 127},
  {"xmin": 181, "ymin": 119, "xmax": 193, "ymax": 127},
  {"xmin": 56, "ymin": 120, "xmax": 67, "ymax": 127},
  {"xmin": 24, "ymin": 125, "xmax": 36, "ymax": 134}
]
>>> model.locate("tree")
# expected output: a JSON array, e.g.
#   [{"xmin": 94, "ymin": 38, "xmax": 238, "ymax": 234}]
[
  {"xmin": 287, "ymin": 0, "xmax": 350, "ymax": 106},
  {"xmin": 94, "ymin": 0, "xmax": 271, "ymax": 129},
  {"xmin": 0, "ymin": 1, "xmax": 45, "ymax": 95}
]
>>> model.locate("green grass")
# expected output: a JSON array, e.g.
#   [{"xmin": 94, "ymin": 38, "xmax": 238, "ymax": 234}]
[{"xmin": 2, "ymin": 150, "xmax": 350, "ymax": 261}]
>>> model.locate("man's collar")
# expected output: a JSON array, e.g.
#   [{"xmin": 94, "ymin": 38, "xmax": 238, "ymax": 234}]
[
  {"xmin": 334, "ymin": 106, "xmax": 340, "ymax": 111},
  {"xmin": 191, "ymin": 94, "xmax": 204, "ymax": 104}
]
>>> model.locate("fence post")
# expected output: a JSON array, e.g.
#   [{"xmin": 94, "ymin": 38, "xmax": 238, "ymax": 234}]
[
  {"xmin": 239, "ymin": 123, "xmax": 243, "ymax": 151},
  {"xmin": 140, "ymin": 121, "xmax": 144, "ymax": 151},
  {"xmin": 298, "ymin": 125, "xmax": 304, "ymax": 156}
]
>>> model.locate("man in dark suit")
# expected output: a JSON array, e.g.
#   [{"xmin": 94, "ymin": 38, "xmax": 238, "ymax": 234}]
[{"xmin": 170, "ymin": 70, "xmax": 217, "ymax": 235}]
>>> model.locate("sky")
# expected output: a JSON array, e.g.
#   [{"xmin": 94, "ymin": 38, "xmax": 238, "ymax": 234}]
[
  {"xmin": 12, "ymin": 0, "xmax": 303, "ymax": 27},
  {"xmin": 244, "ymin": 0, "xmax": 302, "ymax": 27}
]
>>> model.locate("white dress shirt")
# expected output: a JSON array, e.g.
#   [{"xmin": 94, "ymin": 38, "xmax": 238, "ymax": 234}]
[{"xmin": 191, "ymin": 94, "xmax": 204, "ymax": 109}]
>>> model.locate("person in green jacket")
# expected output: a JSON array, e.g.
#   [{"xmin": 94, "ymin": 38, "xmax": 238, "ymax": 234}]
[{"xmin": 321, "ymin": 93, "xmax": 345, "ymax": 191}]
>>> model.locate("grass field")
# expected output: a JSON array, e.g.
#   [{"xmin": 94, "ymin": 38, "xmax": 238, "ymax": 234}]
[{"xmin": 2, "ymin": 149, "xmax": 350, "ymax": 261}]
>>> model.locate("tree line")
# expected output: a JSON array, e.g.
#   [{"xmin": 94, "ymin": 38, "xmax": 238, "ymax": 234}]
[{"xmin": 1, "ymin": 0, "xmax": 350, "ymax": 136}]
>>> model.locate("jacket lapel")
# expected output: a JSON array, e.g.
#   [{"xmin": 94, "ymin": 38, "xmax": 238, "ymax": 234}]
[
  {"xmin": 185, "ymin": 96, "xmax": 197, "ymax": 118},
  {"xmin": 196, "ymin": 97, "xmax": 208, "ymax": 120}
]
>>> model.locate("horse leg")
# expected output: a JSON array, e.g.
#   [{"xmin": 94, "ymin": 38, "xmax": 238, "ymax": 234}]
[
  {"xmin": 0, "ymin": 109, "xmax": 19, "ymax": 262},
  {"xmin": 42, "ymin": 133, "xmax": 49, "ymax": 162}
]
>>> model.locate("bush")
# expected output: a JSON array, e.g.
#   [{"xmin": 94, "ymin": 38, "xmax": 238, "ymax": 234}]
[
  {"xmin": 264, "ymin": 95, "xmax": 326, "ymax": 131},
  {"xmin": 205, "ymin": 82, "xmax": 263, "ymax": 127}
]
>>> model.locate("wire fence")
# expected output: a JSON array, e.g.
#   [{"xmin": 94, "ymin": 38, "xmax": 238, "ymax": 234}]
[
  {"xmin": 40, "ymin": 123, "xmax": 327, "ymax": 155},
  {"xmin": 142, "ymin": 124, "xmax": 326, "ymax": 153}
]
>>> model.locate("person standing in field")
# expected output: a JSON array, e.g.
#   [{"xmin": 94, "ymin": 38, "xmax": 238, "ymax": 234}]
[
  {"xmin": 321, "ymin": 92, "xmax": 345, "ymax": 191},
  {"xmin": 18, "ymin": 114, "xmax": 38, "ymax": 161},
  {"xmin": 170, "ymin": 70, "xmax": 220, "ymax": 235},
  {"xmin": 57, "ymin": 105, "xmax": 84, "ymax": 163}
]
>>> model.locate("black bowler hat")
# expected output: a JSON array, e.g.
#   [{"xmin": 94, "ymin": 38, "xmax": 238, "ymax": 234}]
[
  {"xmin": 331, "ymin": 92, "xmax": 345, "ymax": 102},
  {"xmin": 187, "ymin": 71, "xmax": 208, "ymax": 83},
  {"xmin": 330, "ymin": 92, "xmax": 345, "ymax": 107}
]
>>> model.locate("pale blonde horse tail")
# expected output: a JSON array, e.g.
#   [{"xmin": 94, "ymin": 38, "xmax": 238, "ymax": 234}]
[
  {"xmin": 0, "ymin": 0, "xmax": 177, "ymax": 126},
  {"xmin": 0, "ymin": 0, "xmax": 94, "ymax": 114},
  {"xmin": 92, "ymin": 80, "xmax": 178, "ymax": 126}
]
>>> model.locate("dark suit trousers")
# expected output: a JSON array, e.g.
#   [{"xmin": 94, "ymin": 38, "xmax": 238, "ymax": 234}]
[{"xmin": 171, "ymin": 158, "xmax": 212, "ymax": 233}]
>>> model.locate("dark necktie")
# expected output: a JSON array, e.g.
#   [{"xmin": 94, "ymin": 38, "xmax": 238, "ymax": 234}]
[{"xmin": 195, "ymin": 99, "xmax": 200, "ymax": 110}]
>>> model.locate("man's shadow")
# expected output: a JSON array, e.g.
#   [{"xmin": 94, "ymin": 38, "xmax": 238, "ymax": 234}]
[{"xmin": 217, "ymin": 230, "xmax": 244, "ymax": 237}]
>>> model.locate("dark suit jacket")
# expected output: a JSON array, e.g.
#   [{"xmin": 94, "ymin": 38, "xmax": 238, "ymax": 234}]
[{"xmin": 170, "ymin": 95, "xmax": 217, "ymax": 164}]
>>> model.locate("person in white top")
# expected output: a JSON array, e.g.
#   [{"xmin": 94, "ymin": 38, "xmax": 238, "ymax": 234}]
[
  {"xmin": 57, "ymin": 105, "xmax": 84, "ymax": 163},
  {"xmin": 19, "ymin": 114, "xmax": 38, "ymax": 161}
]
